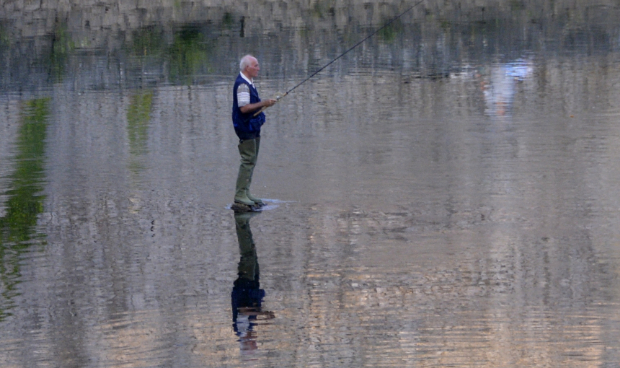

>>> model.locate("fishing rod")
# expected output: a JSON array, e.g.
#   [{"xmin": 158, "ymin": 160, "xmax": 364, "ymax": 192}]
[{"xmin": 254, "ymin": 0, "xmax": 425, "ymax": 116}]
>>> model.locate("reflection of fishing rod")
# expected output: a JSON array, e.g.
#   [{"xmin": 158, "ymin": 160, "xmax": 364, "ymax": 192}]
[{"xmin": 254, "ymin": 0, "xmax": 425, "ymax": 116}]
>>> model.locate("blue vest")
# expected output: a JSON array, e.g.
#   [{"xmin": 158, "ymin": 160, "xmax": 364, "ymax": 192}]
[{"xmin": 232, "ymin": 74, "xmax": 266, "ymax": 140}]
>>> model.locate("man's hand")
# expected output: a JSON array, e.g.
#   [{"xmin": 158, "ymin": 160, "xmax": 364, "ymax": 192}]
[{"xmin": 240, "ymin": 99, "xmax": 277, "ymax": 114}]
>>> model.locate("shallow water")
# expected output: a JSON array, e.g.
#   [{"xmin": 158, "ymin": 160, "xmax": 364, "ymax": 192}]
[{"xmin": 1, "ymin": 1, "xmax": 620, "ymax": 367}]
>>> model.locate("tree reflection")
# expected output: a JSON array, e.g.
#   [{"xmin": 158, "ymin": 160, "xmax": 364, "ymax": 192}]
[
  {"xmin": 231, "ymin": 212, "xmax": 275, "ymax": 356},
  {"xmin": 0, "ymin": 98, "xmax": 49, "ymax": 322}
]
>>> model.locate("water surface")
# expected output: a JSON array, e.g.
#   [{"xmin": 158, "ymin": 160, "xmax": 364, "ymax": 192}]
[{"xmin": 1, "ymin": 1, "xmax": 620, "ymax": 367}]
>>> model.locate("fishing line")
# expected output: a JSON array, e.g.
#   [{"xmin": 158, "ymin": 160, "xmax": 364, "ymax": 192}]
[{"xmin": 255, "ymin": 0, "xmax": 425, "ymax": 116}]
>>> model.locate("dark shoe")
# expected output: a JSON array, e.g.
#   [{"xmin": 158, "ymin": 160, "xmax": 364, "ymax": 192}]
[{"xmin": 231, "ymin": 201, "xmax": 261, "ymax": 213}]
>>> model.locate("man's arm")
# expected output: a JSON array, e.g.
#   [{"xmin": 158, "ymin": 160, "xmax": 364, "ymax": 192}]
[{"xmin": 240, "ymin": 99, "xmax": 277, "ymax": 114}]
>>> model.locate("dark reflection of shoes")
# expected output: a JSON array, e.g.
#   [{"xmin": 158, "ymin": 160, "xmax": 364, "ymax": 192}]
[
  {"xmin": 231, "ymin": 202, "xmax": 262, "ymax": 213},
  {"xmin": 234, "ymin": 211, "xmax": 261, "ymax": 221}
]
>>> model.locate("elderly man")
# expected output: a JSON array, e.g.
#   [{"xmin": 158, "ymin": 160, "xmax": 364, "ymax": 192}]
[{"xmin": 231, "ymin": 55, "xmax": 276, "ymax": 212}]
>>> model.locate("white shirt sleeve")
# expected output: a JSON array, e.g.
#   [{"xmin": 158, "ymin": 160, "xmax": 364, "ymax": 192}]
[{"xmin": 237, "ymin": 84, "xmax": 250, "ymax": 107}]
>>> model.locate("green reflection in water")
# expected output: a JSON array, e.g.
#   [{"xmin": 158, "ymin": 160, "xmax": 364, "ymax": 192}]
[
  {"xmin": 127, "ymin": 90, "xmax": 153, "ymax": 174},
  {"xmin": 129, "ymin": 25, "xmax": 215, "ymax": 85},
  {"xmin": 378, "ymin": 18, "xmax": 403, "ymax": 43},
  {"xmin": 0, "ymin": 24, "xmax": 9, "ymax": 47},
  {"xmin": 222, "ymin": 12, "xmax": 235, "ymax": 28},
  {"xmin": 127, "ymin": 91, "xmax": 153, "ymax": 156},
  {"xmin": 0, "ymin": 98, "xmax": 49, "ymax": 322},
  {"xmin": 49, "ymin": 23, "xmax": 75, "ymax": 82},
  {"xmin": 168, "ymin": 25, "xmax": 214, "ymax": 84},
  {"xmin": 312, "ymin": 0, "xmax": 335, "ymax": 19},
  {"xmin": 129, "ymin": 26, "xmax": 166, "ymax": 57}
]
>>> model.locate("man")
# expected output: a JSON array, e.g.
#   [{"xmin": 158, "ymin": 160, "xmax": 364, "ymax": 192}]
[{"xmin": 231, "ymin": 55, "xmax": 276, "ymax": 212}]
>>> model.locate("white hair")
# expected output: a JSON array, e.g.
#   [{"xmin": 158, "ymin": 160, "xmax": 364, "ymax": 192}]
[{"xmin": 239, "ymin": 54, "xmax": 255, "ymax": 71}]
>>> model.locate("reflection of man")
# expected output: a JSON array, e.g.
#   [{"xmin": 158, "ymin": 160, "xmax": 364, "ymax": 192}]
[
  {"xmin": 478, "ymin": 59, "xmax": 532, "ymax": 118},
  {"xmin": 231, "ymin": 55, "xmax": 276, "ymax": 212},
  {"xmin": 231, "ymin": 212, "xmax": 275, "ymax": 354}
]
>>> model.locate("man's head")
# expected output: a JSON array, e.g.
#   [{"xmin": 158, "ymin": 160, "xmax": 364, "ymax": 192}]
[{"xmin": 240, "ymin": 55, "xmax": 260, "ymax": 79}]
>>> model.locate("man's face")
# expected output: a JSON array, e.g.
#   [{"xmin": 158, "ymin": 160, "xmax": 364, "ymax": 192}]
[{"xmin": 245, "ymin": 58, "xmax": 260, "ymax": 79}]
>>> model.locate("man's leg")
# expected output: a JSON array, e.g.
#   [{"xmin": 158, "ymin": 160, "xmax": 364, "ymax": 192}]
[
  {"xmin": 246, "ymin": 137, "xmax": 265, "ymax": 207},
  {"xmin": 234, "ymin": 138, "xmax": 258, "ymax": 207}
]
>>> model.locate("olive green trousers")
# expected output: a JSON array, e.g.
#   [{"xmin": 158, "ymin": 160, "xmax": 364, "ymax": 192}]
[{"xmin": 234, "ymin": 137, "xmax": 260, "ymax": 205}]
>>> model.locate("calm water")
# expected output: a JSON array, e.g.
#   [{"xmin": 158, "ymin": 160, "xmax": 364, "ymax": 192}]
[{"xmin": 1, "ymin": 1, "xmax": 620, "ymax": 367}]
